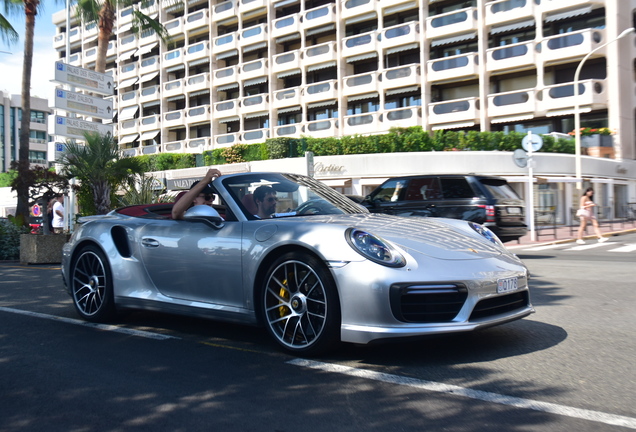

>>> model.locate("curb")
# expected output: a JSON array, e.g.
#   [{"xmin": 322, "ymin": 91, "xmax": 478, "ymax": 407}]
[{"xmin": 506, "ymin": 227, "xmax": 636, "ymax": 250}]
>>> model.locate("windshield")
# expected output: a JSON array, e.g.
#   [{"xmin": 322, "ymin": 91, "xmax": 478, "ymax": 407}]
[
  {"xmin": 222, "ymin": 173, "xmax": 367, "ymax": 219},
  {"xmin": 479, "ymin": 179, "xmax": 521, "ymax": 200}
]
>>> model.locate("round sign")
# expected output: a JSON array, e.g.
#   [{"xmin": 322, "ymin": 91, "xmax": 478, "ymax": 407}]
[
  {"xmin": 31, "ymin": 204, "xmax": 41, "ymax": 217},
  {"xmin": 521, "ymin": 133, "xmax": 543, "ymax": 152},
  {"xmin": 513, "ymin": 149, "xmax": 528, "ymax": 168}
]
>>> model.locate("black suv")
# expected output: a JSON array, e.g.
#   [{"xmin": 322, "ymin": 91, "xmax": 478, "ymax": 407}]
[{"xmin": 361, "ymin": 175, "xmax": 527, "ymax": 243}]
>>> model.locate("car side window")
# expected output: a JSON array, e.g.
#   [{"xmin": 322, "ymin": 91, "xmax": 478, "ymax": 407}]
[
  {"xmin": 406, "ymin": 177, "xmax": 442, "ymax": 201},
  {"xmin": 440, "ymin": 178, "xmax": 476, "ymax": 199},
  {"xmin": 372, "ymin": 180, "xmax": 407, "ymax": 202}
]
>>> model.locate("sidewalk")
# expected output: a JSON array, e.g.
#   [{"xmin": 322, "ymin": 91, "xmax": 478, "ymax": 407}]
[{"xmin": 508, "ymin": 222, "xmax": 636, "ymax": 248}]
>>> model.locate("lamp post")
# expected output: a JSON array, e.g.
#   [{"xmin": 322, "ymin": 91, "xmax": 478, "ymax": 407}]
[{"xmin": 574, "ymin": 27, "xmax": 634, "ymax": 191}]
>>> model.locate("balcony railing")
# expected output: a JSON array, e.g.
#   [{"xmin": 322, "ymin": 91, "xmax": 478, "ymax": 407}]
[
  {"xmin": 426, "ymin": 7, "xmax": 478, "ymax": 39},
  {"xmin": 241, "ymin": 94, "xmax": 268, "ymax": 113},
  {"xmin": 343, "ymin": 112, "xmax": 381, "ymax": 135},
  {"xmin": 427, "ymin": 52, "xmax": 478, "ymax": 82},
  {"xmin": 342, "ymin": 0, "xmax": 376, "ymax": 20},
  {"xmin": 215, "ymin": 132, "xmax": 240, "ymax": 147},
  {"xmin": 187, "ymin": 72, "xmax": 210, "ymax": 92},
  {"xmin": 163, "ymin": 111, "xmax": 184, "ymax": 128},
  {"xmin": 185, "ymin": 9, "xmax": 210, "ymax": 31},
  {"xmin": 540, "ymin": 28, "xmax": 606, "ymax": 64},
  {"xmin": 212, "ymin": 33, "xmax": 239, "ymax": 54},
  {"xmin": 187, "ymin": 137, "xmax": 210, "ymax": 153},
  {"xmin": 188, "ymin": 105, "xmax": 211, "ymax": 122},
  {"xmin": 487, "ymin": 89, "xmax": 537, "ymax": 118},
  {"xmin": 163, "ymin": 48, "xmax": 184, "ymax": 67},
  {"xmin": 306, "ymin": 118, "xmax": 338, "ymax": 138},
  {"xmin": 214, "ymin": 99, "xmax": 240, "ymax": 118},
  {"xmin": 163, "ymin": 78, "xmax": 184, "ymax": 97},
  {"xmin": 303, "ymin": 4, "xmax": 336, "ymax": 30},
  {"xmin": 212, "ymin": 0, "xmax": 237, "ymax": 21},
  {"xmin": 343, "ymin": 72, "xmax": 380, "ymax": 96},
  {"xmin": 485, "ymin": 0, "xmax": 534, "ymax": 26},
  {"xmin": 428, "ymin": 96, "xmax": 480, "ymax": 126},
  {"xmin": 303, "ymin": 41, "xmax": 338, "ymax": 66},
  {"xmin": 342, "ymin": 30, "xmax": 379, "ymax": 59},
  {"xmin": 274, "ymin": 124, "xmax": 302, "ymax": 137},
  {"xmin": 382, "ymin": 64, "xmax": 421, "ymax": 89},
  {"xmin": 384, "ymin": 106, "xmax": 422, "ymax": 128},
  {"xmin": 240, "ymin": 23, "xmax": 268, "ymax": 47},
  {"xmin": 241, "ymin": 59, "xmax": 268, "ymax": 80},
  {"xmin": 274, "ymin": 88, "xmax": 302, "ymax": 108},
  {"xmin": 164, "ymin": 17, "xmax": 185, "ymax": 36},
  {"xmin": 272, "ymin": 13, "xmax": 301, "ymax": 38},
  {"xmin": 243, "ymin": 128, "xmax": 270, "ymax": 144},
  {"xmin": 486, "ymin": 41, "xmax": 535, "ymax": 72},
  {"xmin": 185, "ymin": 41, "xmax": 210, "ymax": 62},
  {"xmin": 538, "ymin": 79, "xmax": 608, "ymax": 114},
  {"xmin": 304, "ymin": 80, "xmax": 338, "ymax": 104},
  {"xmin": 272, "ymin": 50, "xmax": 302, "ymax": 74},
  {"xmin": 380, "ymin": 22, "xmax": 420, "ymax": 50}
]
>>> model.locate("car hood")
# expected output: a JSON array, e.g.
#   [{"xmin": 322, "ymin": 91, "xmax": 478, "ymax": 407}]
[{"xmin": 291, "ymin": 213, "xmax": 504, "ymax": 260}]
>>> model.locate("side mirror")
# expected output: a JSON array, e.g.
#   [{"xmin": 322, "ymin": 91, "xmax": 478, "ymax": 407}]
[{"xmin": 184, "ymin": 205, "xmax": 224, "ymax": 228}]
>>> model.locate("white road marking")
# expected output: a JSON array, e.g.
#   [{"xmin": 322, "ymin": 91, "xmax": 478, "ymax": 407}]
[
  {"xmin": 567, "ymin": 243, "xmax": 612, "ymax": 251},
  {"xmin": 288, "ymin": 358, "xmax": 636, "ymax": 430},
  {"xmin": 520, "ymin": 244, "xmax": 564, "ymax": 251},
  {"xmin": 608, "ymin": 243, "xmax": 636, "ymax": 253},
  {"xmin": 0, "ymin": 306, "xmax": 179, "ymax": 340}
]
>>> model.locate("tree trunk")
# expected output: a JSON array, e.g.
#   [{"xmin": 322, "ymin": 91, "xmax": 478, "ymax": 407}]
[
  {"xmin": 15, "ymin": 0, "xmax": 39, "ymax": 227},
  {"xmin": 95, "ymin": 0, "xmax": 115, "ymax": 74},
  {"xmin": 93, "ymin": 180, "xmax": 111, "ymax": 215}
]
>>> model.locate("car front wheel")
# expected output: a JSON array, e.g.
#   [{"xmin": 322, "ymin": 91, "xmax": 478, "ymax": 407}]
[
  {"xmin": 261, "ymin": 252, "xmax": 340, "ymax": 356},
  {"xmin": 70, "ymin": 245, "xmax": 115, "ymax": 322}
]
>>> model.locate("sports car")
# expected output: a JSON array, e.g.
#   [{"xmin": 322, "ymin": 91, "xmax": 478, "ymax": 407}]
[{"xmin": 61, "ymin": 172, "xmax": 534, "ymax": 355}]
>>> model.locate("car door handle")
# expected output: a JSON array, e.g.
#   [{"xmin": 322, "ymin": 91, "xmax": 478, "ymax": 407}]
[{"xmin": 141, "ymin": 238, "xmax": 160, "ymax": 248}]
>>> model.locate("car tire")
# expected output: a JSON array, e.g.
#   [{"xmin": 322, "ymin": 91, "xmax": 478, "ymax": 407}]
[
  {"xmin": 70, "ymin": 245, "xmax": 115, "ymax": 322},
  {"xmin": 260, "ymin": 251, "xmax": 341, "ymax": 356}
]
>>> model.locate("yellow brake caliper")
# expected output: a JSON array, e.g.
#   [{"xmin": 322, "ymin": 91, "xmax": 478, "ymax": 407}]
[{"xmin": 279, "ymin": 278, "xmax": 290, "ymax": 318}]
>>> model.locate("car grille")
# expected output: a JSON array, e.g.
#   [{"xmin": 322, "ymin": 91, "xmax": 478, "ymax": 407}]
[
  {"xmin": 390, "ymin": 284, "xmax": 468, "ymax": 323},
  {"xmin": 469, "ymin": 291, "xmax": 529, "ymax": 320}
]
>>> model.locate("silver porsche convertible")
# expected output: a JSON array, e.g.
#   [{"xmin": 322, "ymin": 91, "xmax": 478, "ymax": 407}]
[{"xmin": 61, "ymin": 172, "xmax": 534, "ymax": 355}]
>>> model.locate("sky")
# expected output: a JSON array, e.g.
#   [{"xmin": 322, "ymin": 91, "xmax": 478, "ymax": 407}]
[{"xmin": 1, "ymin": 5, "xmax": 59, "ymax": 100}]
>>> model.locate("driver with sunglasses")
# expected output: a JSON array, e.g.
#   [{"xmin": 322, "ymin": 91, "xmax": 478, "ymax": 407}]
[{"xmin": 172, "ymin": 168, "xmax": 221, "ymax": 220}]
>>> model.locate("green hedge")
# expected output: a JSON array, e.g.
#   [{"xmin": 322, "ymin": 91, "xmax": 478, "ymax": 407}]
[
  {"xmin": 133, "ymin": 128, "xmax": 575, "ymax": 171},
  {"xmin": 0, "ymin": 218, "xmax": 30, "ymax": 260}
]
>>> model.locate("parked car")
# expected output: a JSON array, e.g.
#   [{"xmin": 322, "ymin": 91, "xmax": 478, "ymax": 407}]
[
  {"xmin": 61, "ymin": 172, "xmax": 533, "ymax": 355},
  {"xmin": 360, "ymin": 175, "xmax": 527, "ymax": 243}
]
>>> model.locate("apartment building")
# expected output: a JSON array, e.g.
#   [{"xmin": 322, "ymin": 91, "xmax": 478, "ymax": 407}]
[{"xmin": 0, "ymin": 91, "xmax": 52, "ymax": 173}]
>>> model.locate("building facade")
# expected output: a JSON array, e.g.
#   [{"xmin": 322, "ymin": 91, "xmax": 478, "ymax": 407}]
[{"xmin": 0, "ymin": 91, "xmax": 52, "ymax": 173}]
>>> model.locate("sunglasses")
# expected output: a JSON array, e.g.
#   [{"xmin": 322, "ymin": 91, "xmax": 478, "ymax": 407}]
[
  {"xmin": 266, "ymin": 197, "xmax": 278, "ymax": 203},
  {"xmin": 198, "ymin": 194, "xmax": 214, "ymax": 201}
]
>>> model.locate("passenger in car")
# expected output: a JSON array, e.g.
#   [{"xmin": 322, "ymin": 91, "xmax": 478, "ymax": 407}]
[
  {"xmin": 172, "ymin": 168, "xmax": 222, "ymax": 220},
  {"xmin": 253, "ymin": 185, "xmax": 277, "ymax": 219}
]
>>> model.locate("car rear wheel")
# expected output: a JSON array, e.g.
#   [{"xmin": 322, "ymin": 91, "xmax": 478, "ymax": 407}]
[
  {"xmin": 261, "ymin": 252, "xmax": 340, "ymax": 356},
  {"xmin": 70, "ymin": 245, "xmax": 115, "ymax": 322}
]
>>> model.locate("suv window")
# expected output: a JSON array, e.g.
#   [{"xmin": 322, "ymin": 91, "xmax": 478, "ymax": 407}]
[
  {"xmin": 371, "ymin": 179, "xmax": 407, "ymax": 202},
  {"xmin": 406, "ymin": 177, "xmax": 442, "ymax": 200},
  {"xmin": 440, "ymin": 178, "xmax": 476, "ymax": 199},
  {"xmin": 479, "ymin": 178, "xmax": 520, "ymax": 200}
]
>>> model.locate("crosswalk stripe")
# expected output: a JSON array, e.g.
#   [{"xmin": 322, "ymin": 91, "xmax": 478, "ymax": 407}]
[
  {"xmin": 518, "ymin": 242, "xmax": 636, "ymax": 253},
  {"xmin": 520, "ymin": 244, "xmax": 563, "ymax": 251},
  {"xmin": 567, "ymin": 243, "xmax": 612, "ymax": 251},
  {"xmin": 608, "ymin": 243, "xmax": 636, "ymax": 253}
]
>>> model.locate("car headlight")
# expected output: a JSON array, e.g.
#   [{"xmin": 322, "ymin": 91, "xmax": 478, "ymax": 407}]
[
  {"xmin": 468, "ymin": 222, "xmax": 503, "ymax": 246},
  {"xmin": 346, "ymin": 228, "xmax": 405, "ymax": 267}
]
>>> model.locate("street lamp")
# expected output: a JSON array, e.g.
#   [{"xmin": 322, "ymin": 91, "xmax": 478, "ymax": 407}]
[{"xmin": 574, "ymin": 27, "xmax": 635, "ymax": 191}]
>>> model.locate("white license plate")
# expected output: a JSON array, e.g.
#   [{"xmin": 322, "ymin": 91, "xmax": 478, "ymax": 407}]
[
  {"xmin": 507, "ymin": 207, "xmax": 521, "ymax": 214},
  {"xmin": 497, "ymin": 277, "xmax": 518, "ymax": 294}
]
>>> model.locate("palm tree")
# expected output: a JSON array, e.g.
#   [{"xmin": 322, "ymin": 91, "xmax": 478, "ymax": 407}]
[
  {"xmin": 76, "ymin": 0, "xmax": 173, "ymax": 73},
  {"xmin": 58, "ymin": 131, "xmax": 143, "ymax": 214},
  {"xmin": 0, "ymin": 0, "xmax": 19, "ymax": 45}
]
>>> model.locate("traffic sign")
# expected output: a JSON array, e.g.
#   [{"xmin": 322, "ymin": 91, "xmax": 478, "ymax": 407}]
[
  {"xmin": 54, "ymin": 88, "xmax": 113, "ymax": 120},
  {"xmin": 521, "ymin": 133, "xmax": 543, "ymax": 152},
  {"xmin": 31, "ymin": 204, "xmax": 41, "ymax": 217},
  {"xmin": 54, "ymin": 115, "xmax": 113, "ymax": 140},
  {"xmin": 513, "ymin": 148, "xmax": 528, "ymax": 168},
  {"xmin": 54, "ymin": 62, "xmax": 114, "ymax": 96}
]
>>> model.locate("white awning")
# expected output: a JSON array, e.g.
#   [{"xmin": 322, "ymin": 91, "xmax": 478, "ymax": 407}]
[
  {"xmin": 189, "ymin": 89, "xmax": 210, "ymax": 97},
  {"xmin": 386, "ymin": 85, "xmax": 420, "ymax": 96},
  {"xmin": 118, "ymin": 49, "xmax": 138, "ymax": 61},
  {"xmin": 117, "ymin": 77, "xmax": 139, "ymax": 89},
  {"xmin": 119, "ymin": 133, "xmax": 138, "ymax": 144},
  {"xmin": 189, "ymin": 58, "xmax": 209, "ymax": 67},
  {"xmin": 243, "ymin": 76, "xmax": 267, "ymax": 87},
  {"xmin": 384, "ymin": 0, "xmax": 416, "ymax": 15},
  {"xmin": 244, "ymin": 111, "xmax": 269, "ymax": 119},
  {"xmin": 217, "ymin": 83, "xmax": 239, "ymax": 91},
  {"xmin": 243, "ymin": 42, "xmax": 267, "ymax": 53},
  {"xmin": 137, "ymin": 42, "xmax": 158, "ymax": 56},
  {"xmin": 346, "ymin": 52, "xmax": 378, "ymax": 63},
  {"xmin": 277, "ymin": 69, "xmax": 301, "ymax": 79},
  {"xmin": 491, "ymin": 114, "xmax": 534, "ymax": 124},
  {"xmin": 386, "ymin": 42, "xmax": 420, "ymax": 55},
  {"xmin": 277, "ymin": 105, "xmax": 301, "ymax": 114},
  {"xmin": 218, "ymin": 116, "xmax": 240, "ymax": 123},
  {"xmin": 140, "ymin": 130, "xmax": 160, "ymax": 141},
  {"xmin": 119, "ymin": 106, "xmax": 139, "ymax": 120},
  {"xmin": 140, "ymin": 72, "xmax": 159, "ymax": 83},
  {"xmin": 216, "ymin": 49, "xmax": 238, "ymax": 60},
  {"xmin": 546, "ymin": 107, "xmax": 591, "ymax": 117},
  {"xmin": 345, "ymin": 12, "xmax": 376, "ymax": 25},
  {"xmin": 274, "ymin": 0, "xmax": 298, "ymax": 7},
  {"xmin": 167, "ymin": 95, "xmax": 185, "ymax": 102},
  {"xmin": 545, "ymin": 6, "xmax": 591, "ymax": 23},
  {"xmin": 347, "ymin": 92, "xmax": 379, "ymax": 102},
  {"xmin": 306, "ymin": 24, "xmax": 335, "ymax": 37},
  {"xmin": 307, "ymin": 61, "xmax": 336, "ymax": 72},
  {"xmin": 143, "ymin": 101, "xmax": 160, "ymax": 108},
  {"xmin": 490, "ymin": 19, "xmax": 535, "ymax": 35},
  {"xmin": 165, "ymin": 64, "xmax": 185, "ymax": 73},
  {"xmin": 431, "ymin": 121, "xmax": 475, "ymax": 130},
  {"xmin": 430, "ymin": 33, "xmax": 476, "ymax": 47},
  {"xmin": 276, "ymin": 33, "xmax": 300, "ymax": 44},
  {"xmin": 307, "ymin": 99, "xmax": 337, "ymax": 109}
]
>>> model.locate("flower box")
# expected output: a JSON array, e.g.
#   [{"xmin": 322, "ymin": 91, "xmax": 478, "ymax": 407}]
[
  {"xmin": 580, "ymin": 134, "xmax": 613, "ymax": 148},
  {"xmin": 20, "ymin": 234, "xmax": 70, "ymax": 264}
]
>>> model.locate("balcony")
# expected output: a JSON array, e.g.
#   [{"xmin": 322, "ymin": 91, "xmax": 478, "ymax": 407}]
[
  {"xmin": 214, "ymin": 65, "xmax": 239, "ymax": 86},
  {"xmin": 212, "ymin": 33, "xmax": 239, "ymax": 55},
  {"xmin": 427, "ymin": 52, "xmax": 478, "ymax": 82},
  {"xmin": 486, "ymin": 41, "xmax": 535, "ymax": 72},
  {"xmin": 241, "ymin": 94, "xmax": 268, "ymax": 114},
  {"xmin": 485, "ymin": 0, "xmax": 535, "ymax": 26},
  {"xmin": 214, "ymin": 99, "xmax": 240, "ymax": 118},
  {"xmin": 164, "ymin": 141, "xmax": 185, "ymax": 153},
  {"xmin": 119, "ymin": 6, "xmax": 134, "ymax": 25},
  {"xmin": 212, "ymin": 0, "xmax": 237, "ymax": 22},
  {"xmin": 139, "ymin": 114, "xmax": 161, "ymax": 132},
  {"xmin": 303, "ymin": 4, "xmax": 336, "ymax": 30},
  {"xmin": 342, "ymin": 31, "xmax": 380, "ymax": 59},
  {"xmin": 84, "ymin": 47, "xmax": 97, "ymax": 61},
  {"xmin": 274, "ymin": 124, "xmax": 302, "ymax": 137},
  {"xmin": 487, "ymin": 89, "xmax": 537, "ymax": 119},
  {"xmin": 380, "ymin": 21, "xmax": 420, "ymax": 51},
  {"xmin": 343, "ymin": 112, "xmax": 381, "ymax": 135},
  {"xmin": 120, "ymin": 90, "xmax": 139, "ymax": 107},
  {"xmin": 69, "ymin": 52, "xmax": 82, "ymax": 66},
  {"xmin": 163, "ymin": 110, "xmax": 185, "ymax": 128},
  {"xmin": 240, "ymin": 23, "xmax": 268, "ymax": 48},
  {"xmin": 303, "ymin": 41, "xmax": 338, "ymax": 67},
  {"xmin": 274, "ymin": 88, "xmax": 302, "ymax": 108},
  {"xmin": 140, "ymin": 85, "xmax": 161, "ymax": 103},
  {"xmin": 306, "ymin": 119, "xmax": 338, "ymax": 138},
  {"xmin": 106, "ymin": 41, "xmax": 117, "ymax": 58},
  {"xmin": 272, "ymin": 13, "xmax": 301, "ymax": 39},
  {"xmin": 239, "ymin": 0, "xmax": 267, "ymax": 14},
  {"xmin": 241, "ymin": 59, "xmax": 268, "ymax": 80},
  {"xmin": 382, "ymin": 64, "xmax": 421, "ymax": 89},
  {"xmin": 54, "ymin": 33, "xmax": 66, "ymax": 49},
  {"xmin": 343, "ymin": 72, "xmax": 380, "ymax": 96},
  {"xmin": 243, "ymin": 128, "xmax": 270, "ymax": 144},
  {"xmin": 164, "ymin": 17, "xmax": 185, "ymax": 36},
  {"xmin": 541, "ymin": 0, "xmax": 605, "ymax": 15},
  {"xmin": 69, "ymin": 27, "xmax": 81, "ymax": 44},
  {"xmin": 428, "ymin": 97, "xmax": 480, "ymax": 128},
  {"xmin": 163, "ymin": 48, "xmax": 184, "ymax": 68},
  {"xmin": 139, "ymin": 28, "xmax": 159, "ymax": 45},
  {"xmin": 304, "ymin": 80, "xmax": 338, "ymax": 104},
  {"xmin": 185, "ymin": 41, "xmax": 210, "ymax": 62},
  {"xmin": 119, "ymin": 62, "xmax": 136, "ymax": 80},
  {"xmin": 426, "ymin": 7, "xmax": 478, "ymax": 39},
  {"xmin": 538, "ymin": 79, "xmax": 608, "ymax": 115},
  {"xmin": 540, "ymin": 28, "xmax": 606, "ymax": 64},
  {"xmin": 119, "ymin": 119, "xmax": 138, "ymax": 134},
  {"xmin": 186, "ymin": 137, "xmax": 210, "ymax": 153},
  {"xmin": 164, "ymin": 78, "xmax": 185, "ymax": 98},
  {"xmin": 119, "ymin": 34, "xmax": 137, "ymax": 52},
  {"xmin": 215, "ymin": 132, "xmax": 240, "ymax": 147},
  {"xmin": 185, "ymin": 9, "xmax": 210, "ymax": 32},
  {"xmin": 187, "ymin": 105, "xmax": 212, "ymax": 123},
  {"xmin": 272, "ymin": 50, "xmax": 302, "ymax": 74},
  {"xmin": 186, "ymin": 72, "xmax": 211, "ymax": 93},
  {"xmin": 140, "ymin": 56, "xmax": 160, "ymax": 73},
  {"xmin": 384, "ymin": 106, "xmax": 422, "ymax": 129},
  {"xmin": 341, "ymin": 0, "xmax": 377, "ymax": 21}
]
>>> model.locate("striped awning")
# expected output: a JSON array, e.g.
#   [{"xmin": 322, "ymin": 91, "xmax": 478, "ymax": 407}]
[
  {"xmin": 347, "ymin": 92, "xmax": 379, "ymax": 102},
  {"xmin": 244, "ymin": 76, "xmax": 267, "ymax": 87},
  {"xmin": 278, "ymin": 105, "xmax": 301, "ymax": 114},
  {"xmin": 276, "ymin": 33, "xmax": 301, "ymax": 44},
  {"xmin": 386, "ymin": 42, "xmax": 420, "ymax": 55},
  {"xmin": 545, "ymin": 6, "xmax": 591, "ymax": 23},
  {"xmin": 491, "ymin": 19, "xmax": 535, "ymax": 35},
  {"xmin": 386, "ymin": 86, "xmax": 420, "ymax": 96},
  {"xmin": 307, "ymin": 61, "xmax": 336, "ymax": 72},
  {"xmin": 243, "ymin": 42, "xmax": 267, "ymax": 53},
  {"xmin": 189, "ymin": 58, "xmax": 209, "ymax": 67},
  {"xmin": 346, "ymin": 52, "xmax": 378, "ymax": 63},
  {"xmin": 431, "ymin": 33, "xmax": 477, "ymax": 47},
  {"xmin": 277, "ymin": 69, "xmax": 301, "ymax": 79},
  {"xmin": 216, "ymin": 49, "xmax": 238, "ymax": 60},
  {"xmin": 218, "ymin": 116, "xmax": 240, "ymax": 123},
  {"xmin": 244, "ymin": 111, "xmax": 269, "ymax": 119},
  {"xmin": 217, "ymin": 83, "xmax": 239, "ymax": 91},
  {"xmin": 306, "ymin": 24, "xmax": 335, "ymax": 37},
  {"xmin": 137, "ymin": 42, "xmax": 158, "ymax": 56},
  {"xmin": 307, "ymin": 99, "xmax": 337, "ymax": 109}
]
